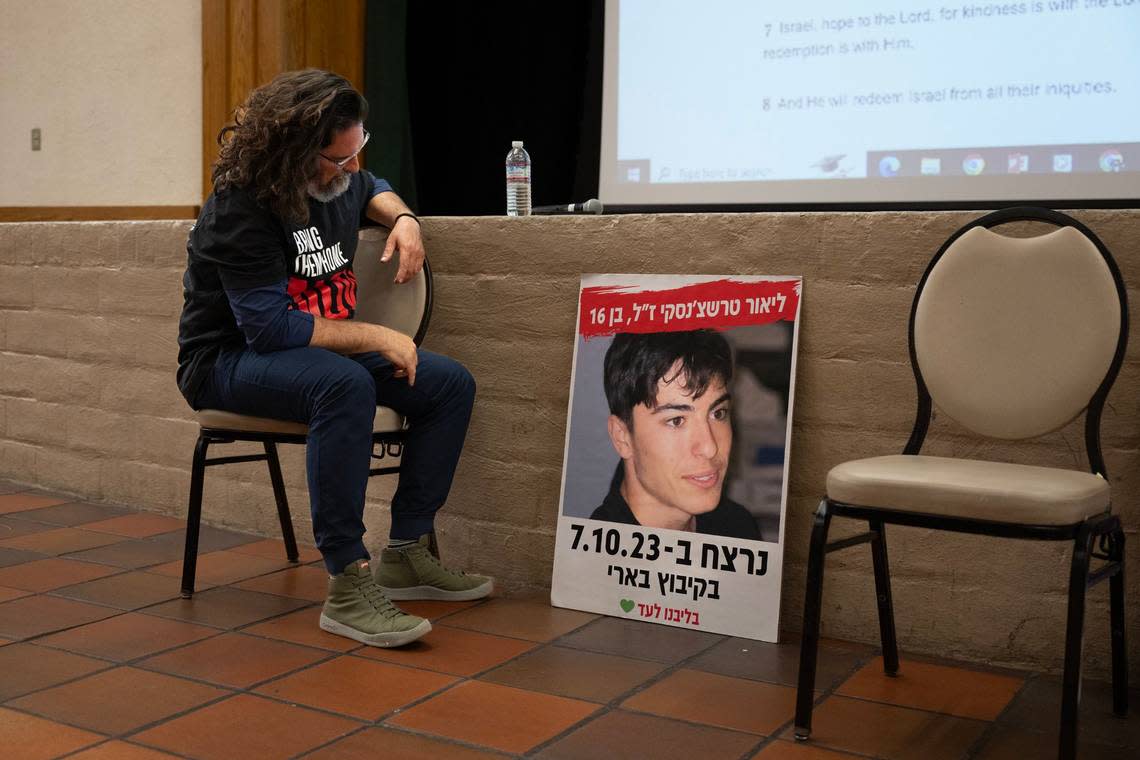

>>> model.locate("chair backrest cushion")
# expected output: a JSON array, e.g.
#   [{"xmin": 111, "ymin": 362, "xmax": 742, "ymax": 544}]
[
  {"xmin": 914, "ymin": 225, "xmax": 1120, "ymax": 440},
  {"xmin": 352, "ymin": 233, "xmax": 429, "ymax": 339}
]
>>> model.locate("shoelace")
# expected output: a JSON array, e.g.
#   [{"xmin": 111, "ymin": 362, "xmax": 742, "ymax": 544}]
[
  {"xmin": 406, "ymin": 544, "xmax": 468, "ymax": 577},
  {"xmin": 353, "ymin": 574, "xmax": 403, "ymax": 620}
]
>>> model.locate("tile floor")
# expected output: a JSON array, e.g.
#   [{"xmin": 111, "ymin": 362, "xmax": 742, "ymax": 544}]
[{"xmin": 0, "ymin": 484, "xmax": 1136, "ymax": 759}]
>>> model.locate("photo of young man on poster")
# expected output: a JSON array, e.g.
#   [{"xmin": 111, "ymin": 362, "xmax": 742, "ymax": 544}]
[
  {"xmin": 591, "ymin": 330, "xmax": 761, "ymax": 540},
  {"xmin": 552, "ymin": 274, "xmax": 800, "ymax": 641}
]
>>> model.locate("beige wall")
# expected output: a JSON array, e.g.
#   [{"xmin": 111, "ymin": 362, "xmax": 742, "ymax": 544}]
[
  {"xmin": 0, "ymin": 0, "xmax": 202, "ymax": 206},
  {"xmin": 0, "ymin": 212, "xmax": 1136, "ymax": 681}
]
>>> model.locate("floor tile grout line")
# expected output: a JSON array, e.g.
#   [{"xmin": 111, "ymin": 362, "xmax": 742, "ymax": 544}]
[
  {"xmin": 0, "ymin": 690, "xmax": 244, "ymax": 750},
  {"xmin": 0, "ymin": 551, "xmax": 52, "ymax": 567},
  {"xmin": 0, "ymin": 488, "xmax": 137, "ymax": 512},
  {"xmin": 356, "ymin": 633, "xmax": 543, "ymax": 683},
  {"xmin": 261, "ymin": 640, "xmax": 521, "ymax": 697},
  {"xmin": 961, "ymin": 670, "xmax": 1050, "ymax": 760},
  {"xmin": 295, "ymin": 720, "xmax": 526, "ymax": 759},
  {"xmin": 0, "ymin": 654, "xmax": 122, "ymax": 704},
  {"xmin": 234, "ymin": 619, "xmax": 365, "ymax": 656},
  {"xmin": 438, "ymin": 605, "xmax": 602, "ymax": 646},
  {"xmin": 5, "ymin": 552, "xmax": 159, "ymax": 575},
  {"xmin": 364, "ymin": 663, "xmax": 518, "ymax": 726},
  {"xmin": 2, "ymin": 528, "xmax": 299, "ymax": 580},
  {"xmin": 41, "ymin": 573, "xmax": 191, "ymax": 610},
  {"xmin": 871, "ymin": 649, "xmax": 1037, "ymax": 680},
  {"xmin": 117, "ymin": 689, "xmax": 304, "ymax": 748},
  {"xmin": 738, "ymin": 736, "xmax": 771, "ymax": 760},
  {"xmin": 0, "ymin": 524, "xmax": 187, "ymax": 555},
  {"xmin": 3, "ymin": 604, "xmax": 134, "ymax": 645},
  {"xmin": 825, "ymin": 689, "xmax": 1014, "ymax": 724},
  {"xmin": 131, "ymin": 641, "xmax": 346, "ymax": 694},
  {"xmin": 91, "ymin": 631, "xmax": 491, "ymax": 734},
  {"xmin": 522, "ymin": 699, "xmax": 841, "ymax": 760},
  {"xmin": 738, "ymin": 725, "xmax": 885, "ymax": 760},
  {"xmin": 131, "ymin": 558, "xmax": 317, "ymax": 591},
  {"xmin": 0, "ymin": 700, "xmax": 107, "ymax": 740},
  {"xmin": 132, "ymin": 586, "xmax": 316, "ymax": 626},
  {"xmin": 285, "ymin": 723, "xmax": 377, "ymax": 760},
  {"xmin": 53, "ymin": 735, "xmax": 199, "ymax": 760},
  {"xmin": 0, "ymin": 518, "xmax": 129, "ymax": 544},
  {"xmin": 520, "ymin": 626, "xmax": 732, "ymax": 756},
  {"xmin": 6, "ymin": 628, "xmax": 238, "ymax": 700},
  {"xmin": 437, "ymin": 621, "xmax": 595, "ymax": 646},
  {"xmin": 0, "ymin": 563, "xmax": 136, "ymax": 597},
  {"xmin": 612, "ymin": 703, "xmax": 781, "ymax": 738},
  {"xmin": 126, "ymin": 593, "xmax": 321, "ymax": 639},
  {"xmin": 0, "ymin": 496, "xmax": 84, "ymax": 514},
  {"xmin": 338, "ymin": 631, "xmax": 616, "ymax": 756},
  {"xmin": 114, "ymin": 688, "xmax": 370, "ymax": 747},
  {"xmin": 747, "ymin": 640, "xmax": 882, "ymax": 756},
  {"xmin": 753, "ymin": 735, "xmax": 883, "ymax": 760},
  {"xmin": 0, "ymin": 504, "xmax": 133, "ymax": 527},
  {"xmin": 21, "ymin": 593, "xmax": 233, "ymax": 644},
  {"xmin": 373, "ymin": 601, "xmax": 601, "ymax": 683},
  {"xmin": 12, "ymin": 594, "xmax": 337, "ymax": 693},
  {"xmin": 214, "ymin": 677, "xmax": 410, "ymax": 725}
]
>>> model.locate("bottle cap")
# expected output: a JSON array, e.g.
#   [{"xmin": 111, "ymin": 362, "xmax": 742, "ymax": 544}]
[{"xmin": 512, "ymin": 140, "xmax": 524, "ymax": 148}]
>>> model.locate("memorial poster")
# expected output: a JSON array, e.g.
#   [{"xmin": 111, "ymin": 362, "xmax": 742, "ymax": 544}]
[{"xmin": 551, "ymin": 274, "xmax": 802, "ymax": 641}]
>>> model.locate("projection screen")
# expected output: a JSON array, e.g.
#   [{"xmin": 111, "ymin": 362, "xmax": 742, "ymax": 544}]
[{"xmin": 599, "ymin": 0, "xmax": 1140, "ymax": 207}]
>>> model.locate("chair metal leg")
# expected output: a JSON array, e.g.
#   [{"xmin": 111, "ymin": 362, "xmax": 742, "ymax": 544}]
[
  {"xmin": 181, "ymin": 435, "xmax": 210, "ymax": 598},
  {"xmin": 263, "ymin": 442, "xmax": 299, "ymax": 563},
  {"xmin": 869, "ymin": 519, "xmax": 900, "ymax": 676},
  {"xmin": 1109, "ymin": 525, "xmax": 1127, "ymax": 718},
  {"xmin": 795, "ymin": 499, "xmax": 833, "ymax": 741},
  {"xmin": 1059, "ymin": 520, "xmax": 1095, "ymax": 760}
]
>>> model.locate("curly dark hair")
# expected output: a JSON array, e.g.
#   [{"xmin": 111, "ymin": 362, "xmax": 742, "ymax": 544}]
[
  {"xmin": 603, "ymin": 330, "xmax": 733, "ymax": 427},
  {"xmin": 212, "ymin": 69, "xmax": 369, "ymax": 225}
]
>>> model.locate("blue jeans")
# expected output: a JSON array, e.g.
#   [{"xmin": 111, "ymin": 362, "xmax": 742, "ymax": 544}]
[{"xmin": 195, "ymin": 346, "xmax": 476, "ymax": 573}]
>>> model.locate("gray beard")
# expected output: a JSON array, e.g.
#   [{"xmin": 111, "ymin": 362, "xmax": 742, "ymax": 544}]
[{"xmin": 307, "ymin": 172, "xmax": 351, "ymax": 202}]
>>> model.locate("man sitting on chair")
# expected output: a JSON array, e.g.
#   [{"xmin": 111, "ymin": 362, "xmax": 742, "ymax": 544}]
[
  {"xmin": 176, "ymin": 69, "xmax": 490, "ymax": 648},
  {"xmin": 592, "ymin": 330, "xmax": 762, "ymax": 541}
]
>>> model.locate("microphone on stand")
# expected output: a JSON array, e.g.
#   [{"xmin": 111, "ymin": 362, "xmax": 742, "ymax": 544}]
[{"xmin": 531, "ymin": 198, "xmax": 605, "ymax": 215}]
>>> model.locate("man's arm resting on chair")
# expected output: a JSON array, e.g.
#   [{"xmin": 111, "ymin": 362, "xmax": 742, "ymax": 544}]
[{"xmin": 226, "ymin": 281, "xmax": 417, "ymax": 385}]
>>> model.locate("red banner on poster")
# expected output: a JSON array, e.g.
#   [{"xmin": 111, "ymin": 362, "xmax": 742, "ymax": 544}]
[{"xmin": 578, "ymin": 278, "xmax": 800, "ymax": 338}]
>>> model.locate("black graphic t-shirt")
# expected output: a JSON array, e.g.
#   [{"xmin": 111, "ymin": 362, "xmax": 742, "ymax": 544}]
[{"xmin": 176, "ymin": 170, "xmax": 390, "ymax": 404}]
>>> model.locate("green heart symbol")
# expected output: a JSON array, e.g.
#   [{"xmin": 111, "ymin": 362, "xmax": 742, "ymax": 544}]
[{"xmin": 619, "ymin": 599, "xmax": 635, "ymax": 613}]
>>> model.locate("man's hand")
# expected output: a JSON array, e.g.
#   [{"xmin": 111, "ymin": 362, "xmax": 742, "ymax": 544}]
[
  {"xmin": 364, "ymin": 190, "xmax": 425, "ymax": 284},
  {"xmin": 309, "ymin": 319, "xmax": 417, "ymax": 385},
  {"xmin": 381, "ymin": 216, "xmax": 425, "ymax": 284},
  {"xmin": 378, "ymin": 326, "xmax": 418, "ymax": 385}
]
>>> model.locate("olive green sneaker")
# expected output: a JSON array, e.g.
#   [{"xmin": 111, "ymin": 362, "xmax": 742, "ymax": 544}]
[
  {"xmin": 375, "ymin": 535, "xmax": 493, "ymax": 601},
  {"xmin": 319, "ymin": 559, "xmax": 431, "ymax": 647}
]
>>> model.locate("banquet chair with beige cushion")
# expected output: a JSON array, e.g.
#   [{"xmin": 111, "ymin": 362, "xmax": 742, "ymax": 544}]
[
  {"xmin": 792, "ymin": 207, "xmax": 1128, "ymax": 760},
  {"xmin": 180, "ymin": 240, "xmax": 432, "ymax": 599}
]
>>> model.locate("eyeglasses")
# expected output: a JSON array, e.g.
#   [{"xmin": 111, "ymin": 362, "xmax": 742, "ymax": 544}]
[{"xmin": 319, "ymin": 130, "xmax": 369, "ymax": 168}]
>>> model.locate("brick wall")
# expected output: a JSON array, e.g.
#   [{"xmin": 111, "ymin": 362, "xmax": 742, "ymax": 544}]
[{"xmin": 1, "ymin": 212, "xmax": 1137, "ymax": 678}]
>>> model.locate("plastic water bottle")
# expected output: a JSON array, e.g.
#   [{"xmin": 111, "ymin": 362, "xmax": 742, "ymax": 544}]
[{"xmin": 506, "ymin": 140, "xmax": 531, "ymax": 216}]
